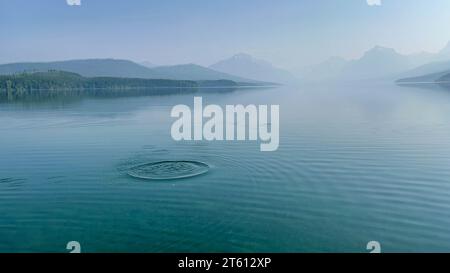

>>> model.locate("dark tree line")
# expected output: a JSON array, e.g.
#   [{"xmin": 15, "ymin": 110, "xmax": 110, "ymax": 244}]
[{"xmin": 0, "ymin": 70, "xmax": 199, "ymax": 93}]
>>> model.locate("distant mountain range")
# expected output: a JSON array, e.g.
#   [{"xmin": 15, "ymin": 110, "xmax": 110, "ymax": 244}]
[
  {"xmin": 3, "ymin": 41, "xmax": 450, "ymax": 86},
  {"xmin": 342, "ymin": 46, "xmax": 415, "ymax": 80},
  {"xmin": 0, "ymin": 59, "xmax": 272, "ymax": 85},
  {"xmin": 396, "ymin": 59, "xmax": 450, "ymax": 81},
  {"xmin": 210, "ymin": 53, "xmax": 299, "ymax": 84},
  {"xmin": 395, "ymin": 42, "xmax": 450, "ymax": 84},
  {"xmin": 299, "ymin": 41, "xmax": 450, "ymax": 82}
]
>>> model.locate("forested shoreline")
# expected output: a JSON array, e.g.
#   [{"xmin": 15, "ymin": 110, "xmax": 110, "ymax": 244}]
[{"xmin": 0, "ymin": 71, "xmax": 202, "ymax": 93}]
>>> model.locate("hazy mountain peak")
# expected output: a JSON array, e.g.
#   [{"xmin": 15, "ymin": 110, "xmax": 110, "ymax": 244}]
[
  {"xmin": 230, "ymin": 53, "xmax": 254, "ymax": 61},
  {"xmin": 222, "ymin": 53, "xmax": 274, "ymax": 69},
  {"xmin": 341, "ymin": 48, "xmax": 409, "ymax": 79},
  {"xmin": 363, "ymin": 46, "xmax": 399, "ymax": 57},
  {"xmin": 210, "ymin": 53, "xmax": 298, "ymax": 84},
  {"xmin": 296, "ymin": 41, "xmax": 450, "ymax": 83}
]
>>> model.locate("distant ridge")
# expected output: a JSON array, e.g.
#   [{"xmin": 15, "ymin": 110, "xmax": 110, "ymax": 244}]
[
  {"xmin": 296, "ymin": 46, "xmax": 424, "ymax": 82},
  {"xmin": 396, "ymin": 70, "xmax": 450, "ymax": 84},
  {"xmin": 210, "ymin": 53, "xmax": 298, "ymax": 84},
  {"xmin": 396, "ymin": 60, "xmax": 450, "ymax": 80},
  {"xmin": 0, "ymin": 59, "xmax": 268, "ymax": 84},
  {"xmin": 297, "ymin": 43, "xmax": 450, "ymax": 82},
  {"xmin": 0, "ymin": 59, "xmax": 153, "ymax": 78},
  {"xmin": 149, "ymin": 63, "xmax": 261, "ymax": 82}
]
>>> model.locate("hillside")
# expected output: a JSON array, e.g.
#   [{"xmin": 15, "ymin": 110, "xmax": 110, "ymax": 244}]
[
  {"xmin": 0, "ymin": 59, "xmax": 263, "ymax": 84},
  {"xmin": 396, "ymin": 70, "xmax": 450, "ymax": 84},
  {"xmin": 397, "ymin": 60, "xmax": 450, "ymax": 80},
  {"xmin": 150, "ymin": 63, "xmax": 257, "ymax": 82}
]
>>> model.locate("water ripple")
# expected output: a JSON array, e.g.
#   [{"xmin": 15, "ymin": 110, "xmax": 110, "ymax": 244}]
[{"xmin": 127, "ymin": 161, "xmax": 209, "ymax": 180}]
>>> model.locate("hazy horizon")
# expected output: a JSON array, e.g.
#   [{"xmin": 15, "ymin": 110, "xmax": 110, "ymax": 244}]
[{"xmin": 1, "ymin": 0, "xmax": 450, "ymax": 70}]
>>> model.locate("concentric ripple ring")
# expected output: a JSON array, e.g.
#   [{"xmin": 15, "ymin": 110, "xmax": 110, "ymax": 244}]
[{"xmin": 127, "ymin": 161, "xmax": 210, "ymax": 180}]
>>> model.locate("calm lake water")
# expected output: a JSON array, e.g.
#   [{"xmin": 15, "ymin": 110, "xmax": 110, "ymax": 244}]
[{"xmin": 1, "ymin": 83, "xmax": 450, "ymax": 253}]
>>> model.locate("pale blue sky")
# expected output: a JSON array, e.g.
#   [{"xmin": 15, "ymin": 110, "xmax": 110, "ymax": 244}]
[{"xmin": 1, "ymin": 0, "xmax": 450, "ymax": 69}]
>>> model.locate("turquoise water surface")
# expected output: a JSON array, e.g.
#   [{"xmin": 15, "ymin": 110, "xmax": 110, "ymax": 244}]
[{"xmin": 1, "ymin": 83, "xmax": 450, "ymax": 252}]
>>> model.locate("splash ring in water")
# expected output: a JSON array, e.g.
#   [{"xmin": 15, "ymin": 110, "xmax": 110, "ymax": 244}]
[{"xmin": 127, "ymin": 160, "xmax": 209, "ymax": 180}]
